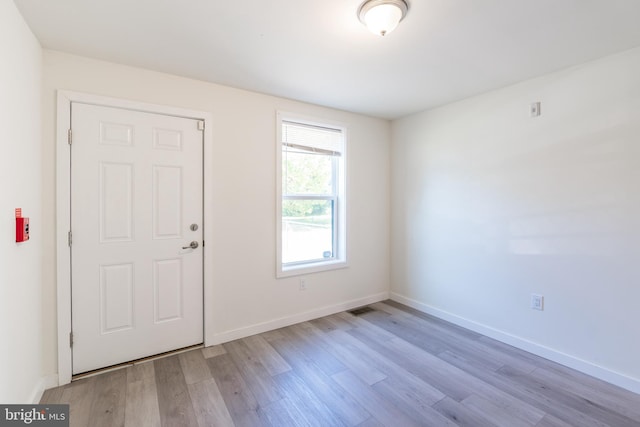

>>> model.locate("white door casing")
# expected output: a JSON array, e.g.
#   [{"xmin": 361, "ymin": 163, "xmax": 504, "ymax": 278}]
[{"xmin": 56, "ymin": 91, "xmax": 214, "ymax": 383}]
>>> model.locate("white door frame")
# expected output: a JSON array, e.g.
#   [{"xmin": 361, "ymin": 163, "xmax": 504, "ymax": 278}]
[{"xmin": 56, "ymin": 90, "xmax": 214, "ymax": 385}]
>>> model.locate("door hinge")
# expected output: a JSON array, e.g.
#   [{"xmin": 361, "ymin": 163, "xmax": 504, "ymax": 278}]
[
  {"xmin": 197, "ymin": 121, "xmax": 204, "ymax": 131},
  {"xmin": 68, "ymin": 231, "xmax": 72, "ymax": 246},
  {"xmin": 202, "ymin": 240, "xmax": 205, "ymax": 247},
  {"xmin": 69, "ymin": 332, "xmax": 74, "ymax": 348},
  {"xmin": 68, "ymin": 128, "xmax": 72, "ymax": 145}
]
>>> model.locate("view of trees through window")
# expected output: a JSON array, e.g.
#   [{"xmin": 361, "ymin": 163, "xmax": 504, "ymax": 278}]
[{"xmin": 282, "ymin": 149, "xmax": 335, "ymax": 264}]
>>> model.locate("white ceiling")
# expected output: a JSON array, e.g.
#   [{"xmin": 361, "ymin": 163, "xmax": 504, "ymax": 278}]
[{"xmin": 14, "ymin": 0, "xmax": 640, "ymax": 119}]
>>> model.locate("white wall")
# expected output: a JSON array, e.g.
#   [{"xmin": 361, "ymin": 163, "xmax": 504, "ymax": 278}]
[
  {"xmin": 391, "ymin": 47, "xmax": 640, "ymax": 392},
  {"xmin": 42, "ymin": 51, "xmax": 390, "ymax": 378},
  {"xmin": 0, "ymin": 0, "xmax": 43, "ymax": 403}
]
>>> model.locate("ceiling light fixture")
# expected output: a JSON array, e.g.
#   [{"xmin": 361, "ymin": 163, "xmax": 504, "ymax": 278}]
[{"xmin": 358, "ymin": 0, "xmax": 408, "ymax": 36}]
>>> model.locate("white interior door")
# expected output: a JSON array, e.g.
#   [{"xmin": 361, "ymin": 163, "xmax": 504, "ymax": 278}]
[{"xmin": 70, "ymin": 102, "xmax": 204, "ymax": 374}]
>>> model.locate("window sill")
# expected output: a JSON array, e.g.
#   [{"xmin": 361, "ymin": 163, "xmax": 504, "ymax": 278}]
[{"xmin": 277, "ymin": 259, "xmax": 348, "ymax": 278}]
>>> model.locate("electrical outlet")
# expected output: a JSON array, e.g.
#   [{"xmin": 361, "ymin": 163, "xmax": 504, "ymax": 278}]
[
  {"xmin": 531, "ymin": 294, "xmax": 544, "ymax": 311},
  {"xmin": 530, "ymin": 102, "xmax": 541, "ymax": 117},
  {"xmin": 299, "ymin": 278, "xmax": 307, "ymax": 291}
]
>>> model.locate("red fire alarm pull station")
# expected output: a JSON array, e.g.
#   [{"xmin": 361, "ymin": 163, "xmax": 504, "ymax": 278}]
[{"xmin": 15, "ymin": 208, "xmax": 30, "ymax": 242}]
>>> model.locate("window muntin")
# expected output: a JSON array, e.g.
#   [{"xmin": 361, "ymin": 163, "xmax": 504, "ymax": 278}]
[{"xmin": 278, "ymin": 116, "xmax": 346, "ymax": 275}]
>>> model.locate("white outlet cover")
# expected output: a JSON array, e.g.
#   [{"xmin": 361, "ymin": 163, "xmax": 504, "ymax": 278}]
[
  {"xmin": 530, "ymin": 102, "xmax": 541, "ymax": 117},
  {"xmin": 531, "ymin": 294, "xmax": 544, "ymax": 311}
]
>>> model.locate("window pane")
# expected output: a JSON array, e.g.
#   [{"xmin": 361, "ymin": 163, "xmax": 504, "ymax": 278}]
[
  {"xmin": 282, "ymin": 199, "xmax": 334, "ymax": 264},
  {"xmin": 283, "ymin": 150, "xmax": 333, "ymax": 195}
]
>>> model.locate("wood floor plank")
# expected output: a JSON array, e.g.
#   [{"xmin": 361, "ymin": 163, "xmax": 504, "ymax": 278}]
[
  {"xmin": 260, "ymin": 397, "xmax": 310, "ymax": 427},
  {"xmin": 444, "ymin": 351, "xmax": 612, "ymax": 427},
  {"xmin": 432, "ymin": 396, "xmax": 500, "ymax": 427},
  {"xmin": 61, "ymin": 376, "xmax": 97, "ymax": 427},
  {"xmin": 268, "ymin": 332, "xmax": 371, "ymax": 425},
  {"xmin": 206, "ymin": 352, "xmax": 261, "ymax": 424},
  {"xmin": 477, "ymin": 334, "xmax": 559, "ymax": 370},
  {"xmin": 87, "ymin": 368, "xmax": 127, "ymax": 427},
  {"xmin": 376, "ymin": 301, "xmax": 531, "ymax": 366},
  {"xmin": 281, "ymin": 324, "xmax": 347, "ymax": 376},
  {"xmin": 355, "ymin": 418, "xmax": 385, "ymax": 427},
  {"xmin": 336, "ymin": 311, "xmax": 396, "ymax": 342},
  {"xmin": 202, "ymin": 344, "xmax": 227, "ymax": 359},
  {"xmin": 351, "ymin": 319, "xmax": 549, "ymax": 427},
  {"xmin": 327, "ymin": 312, "xmax": 361, "ymax": 329},
  {"xmin": 124, "ymin": 377, "xmax": 161, "ymax": 427},
  {"xmin": 310, "ymin": 313, "xmax": 356, "ymax": 332},
  {"xmin": 224, "ymin": 339, "xmax": 283, "ymax": 406},
  {"xmin": 437, "ymin": 350, "xmax": 546, "ymax": 425},
  {"xmin": 179, "ymin": 348, "xmax": 212, "ymax": 385},
  {"xmin": 532, "ymin": 366, "xmax": 640, "ymax": 422},
  {"xmin": 309, "ymin": 315, "xmax": 343, "ymax": 333},
  {"xmin": 40, "ymin": 385, "xmax": 65, "ymax": 404},
  {"xmin": 333, "ymin": 327, "xmax": 446, "ymax": 404},
  {"xmin": 381, "ymin": 300, "xmax": 482, "ymax": 340},
  {"xmin": 497, "ymin": 364, "xmax": 639, "ymax": 427},
  {"xmin": 534, "ymin": 414, "xmax": 576, "ymax": 427},
  {"xmin": 126, "ymin": 360, "xmax": 155, "ymax": 382},
  {"xmin": 296, "ymin": 322, "xmax": 387, "ymax": 385},
  {"xmin": 124, "ymin": 360, "xmax": 160, "ymax": 427},
  {"xmin": 541, "ymin": 360, "xmax": 640, "ymax": 406},
  {"xmin": 274, "ymin": 370, "xmax": 348, "ymax": 427},
  {"xmin": 260, "ymin": 328, "xmax": 287, "ymax": 342},
  {"xmin": 461, "ymin": 394, "xmax": 534, "ymax": 427},
  {"xmin": 360, "ymin": 308, "xmax": 447, "ymax": 354},
  {"xmin": 370, "ymin": 379, "xmax": 456, "ymax": 426},
  {"xmin": 371, "ymin": 303, "xmax": 534, "ymax": 374},
  {"xmin": 439, "ymin": 331, "xmax": 537, "ymax": 375},
  {"xmin": 232, "ymin": 409, "xmax": 269, "ymax": 427},
  {"xmin": 347, "ymin": 327, "xmax": 476, "ymax": 401},
  {"xmin": 154, "ymin": 355, "xmax": 199, "ymax": 427},
  {"xmin": 188, "ymin": 378, "xmax": 235, "ymax": 427},
  {"xmin": 242, "ymin": 334, "xmax": 291, "ymax": 376},
  {"xmin": 331, "ymin": 370, "xmax": 422, "ymax": 427},
  {"xmin": 343, "ymin": 309, "xmax": 463, "ymax": 426}
]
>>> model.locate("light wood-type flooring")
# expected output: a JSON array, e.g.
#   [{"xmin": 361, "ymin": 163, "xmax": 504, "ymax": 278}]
[{"xmin": 41, "ymin": 301, "xmax": 640, "ymax": 426}]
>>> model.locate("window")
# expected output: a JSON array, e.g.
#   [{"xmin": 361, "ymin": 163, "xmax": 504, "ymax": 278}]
[{"xmin": 277, "ymin": 113, "xmax": 347, "ymax": 277}]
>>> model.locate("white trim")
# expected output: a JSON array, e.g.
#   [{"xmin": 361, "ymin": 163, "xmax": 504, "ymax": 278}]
[
  {"xmin": 390, "ymin": 292, "xmax": 640, "ymax": 395},
  {"xmin": 209, "ymin": 291, "xmax": 389, "ymax": 345},
  {"xmin": 27, "ymin": 374, "xmax": 59, "ymax": 404},
  {"xmin": 56, "ymin": 90, "xmax": 214, "ymax": 385},
  {"xmin": 56, "ymin": 92, "xmax": 72, "ymax": 385},
  {"xmin": 279, "ymin": 259, "xmax": 349, "ymax": 278},
  {"xmin": 27, "ymin": 378, "xmax": 44, "ymax": 404},
  {"xmin": 276, "ymin": 111, "xmax": 348, "ymax": 278}
]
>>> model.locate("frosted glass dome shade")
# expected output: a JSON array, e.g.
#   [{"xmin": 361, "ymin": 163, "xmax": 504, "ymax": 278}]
[{"xmin": 358, "ymin": 0, "xmax": 408, "ymax": 36}]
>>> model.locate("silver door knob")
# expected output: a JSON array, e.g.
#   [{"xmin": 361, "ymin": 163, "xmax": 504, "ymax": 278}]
[{"xmin": 182, "ymin": 241, "xmax": 199, "ymax": 249}]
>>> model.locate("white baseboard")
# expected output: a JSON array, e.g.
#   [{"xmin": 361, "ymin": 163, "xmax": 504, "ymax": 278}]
[
  {"xmin": 210, "ymin": 291, "xmax": 390, "ymax": 345},
  {"xmin": 28, "ymin": 374, "xmax": 59, "ymax": 404},
  {"xmin": 390, "ymin": 292, "xmax": 640, "ymax": 395}
]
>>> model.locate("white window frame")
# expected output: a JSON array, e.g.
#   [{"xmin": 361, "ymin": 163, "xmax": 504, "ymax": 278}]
[{"xmin": 276, "ymin": 111, "xmax": 348, "ymax": 278}]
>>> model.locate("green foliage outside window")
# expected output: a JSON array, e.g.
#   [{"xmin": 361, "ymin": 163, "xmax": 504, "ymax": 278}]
[{"xmin": 283, "ymin": 151, "xmax": 333, "ymax": 220}]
